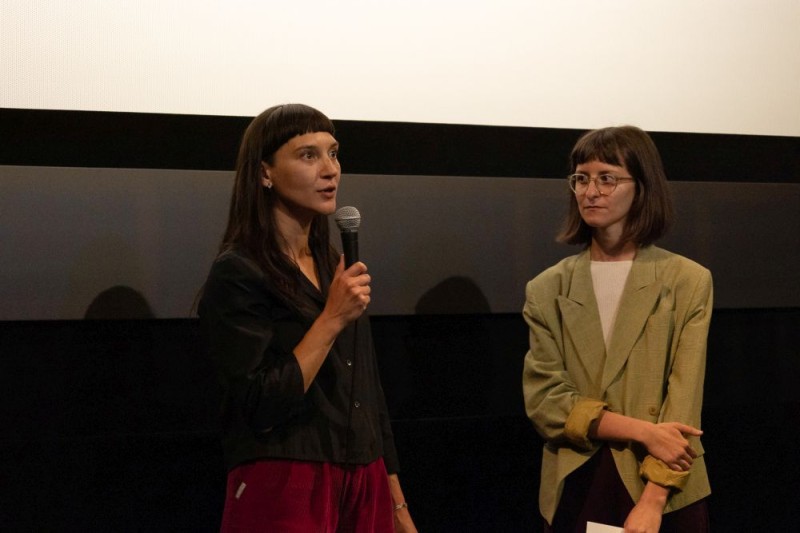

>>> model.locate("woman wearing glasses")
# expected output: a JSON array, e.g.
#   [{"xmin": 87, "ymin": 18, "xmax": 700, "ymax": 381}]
[{"xmin": 522, "ymin": 126, "xmax": 712, "ymax": 532}]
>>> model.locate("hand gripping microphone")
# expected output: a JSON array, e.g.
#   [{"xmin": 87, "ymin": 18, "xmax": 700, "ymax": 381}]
[{"xmin": 334, "ymin": 206, "xmax": 361, "ymax": 268}]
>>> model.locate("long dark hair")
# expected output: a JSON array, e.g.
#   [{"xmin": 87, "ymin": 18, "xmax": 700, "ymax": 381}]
[
  {"xmin": 557, "ymin": 125, "xmax": 674, "ymax": 246},
  {"xmin": 218, "ymin": 104, "xmax": 340, "ymax": 308}
]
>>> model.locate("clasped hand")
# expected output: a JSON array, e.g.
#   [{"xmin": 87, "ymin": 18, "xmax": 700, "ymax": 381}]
[{"xmin": 643, "ymin": 421, "xmax": 702, "ymax": 471}]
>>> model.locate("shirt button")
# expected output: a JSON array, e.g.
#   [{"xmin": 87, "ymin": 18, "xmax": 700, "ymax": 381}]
[
  {"xmin": 648, "ymin": 406, "xmax": 658, "ymax": 416},
  {"xmin": 354, "ymin": 401, "xmax": 361, "ymax": 408},
  {"xmin": 346, "ymin": 359, "xmax": 353, "ymax": 367}
]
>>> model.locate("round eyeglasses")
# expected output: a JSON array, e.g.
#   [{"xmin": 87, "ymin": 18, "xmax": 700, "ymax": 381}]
[{"xmin": 567, "ymin": 173, "xmax": 635, "ymax": 195}]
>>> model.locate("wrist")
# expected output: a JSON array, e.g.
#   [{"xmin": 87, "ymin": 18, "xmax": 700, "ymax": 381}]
[
  {"xmin": 636, "ymin": 419, "xmax": 655, "ymax": 446},
  {"xmin": 314, "ymin": 309, "xmax": 345, "ymax": 340},
  {"xmin": 639, "ymin": 481, "xmax": 669, "ymax": 509}
]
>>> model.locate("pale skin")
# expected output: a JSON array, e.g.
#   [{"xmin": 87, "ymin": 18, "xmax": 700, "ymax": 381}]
[
  {"xmin": 577, "ymin": 160, "xmax": 703, "ymax": 533},
  {"xmin": 263, "ymin": 132, "xmax": 417, "ymax": 532}
]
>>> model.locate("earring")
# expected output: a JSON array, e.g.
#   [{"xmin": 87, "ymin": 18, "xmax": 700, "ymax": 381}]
[{"xmin": 265, "ymin": 180, "xmax": 273, "ymax": 189}]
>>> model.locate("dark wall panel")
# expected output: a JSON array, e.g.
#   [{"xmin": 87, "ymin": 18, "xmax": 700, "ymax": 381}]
[{"xmin": 2, "ymin": 168, "xmax": 798, "ymax": 319}]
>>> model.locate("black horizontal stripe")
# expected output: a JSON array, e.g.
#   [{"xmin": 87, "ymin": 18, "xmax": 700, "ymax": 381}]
[{"xmin": 1, "ymin": 108, "xmax": 798, "ymax": 183}]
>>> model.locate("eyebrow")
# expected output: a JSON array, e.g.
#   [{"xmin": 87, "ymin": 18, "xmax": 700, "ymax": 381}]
[{"xmin": 294, "ymin": 141, "xmax": 339, "ymax": 153}]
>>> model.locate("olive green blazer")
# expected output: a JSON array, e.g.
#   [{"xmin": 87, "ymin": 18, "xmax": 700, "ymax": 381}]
[{"xmin": 522, "ymin": 245, "xmax": 712, "ymax": 524}]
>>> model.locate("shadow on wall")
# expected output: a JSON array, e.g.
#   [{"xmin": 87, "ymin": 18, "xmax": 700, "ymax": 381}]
[
  {"xmin": 394, "ymin": 276, "xmax": 496, "ymax": 418},
  {"xmin": 383, "ymin": 278, "xmax": 541, "ymax": 532},
  {"xmin": 84, "ymin": 285, "xmax": 154, "ymax": 319},
  {"xmin": 415, "ymin": 276, "xmax": 492, "ymax": 315}
]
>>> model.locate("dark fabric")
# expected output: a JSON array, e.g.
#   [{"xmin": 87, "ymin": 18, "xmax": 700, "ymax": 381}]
[
  {"xmin": 220, "ymin": 458, "xmax": 394, "ymax": 532},
  {"xmin": 198, "ymin": 249, "xmax": 399, "ymax": 474},
  {"xmin": 545, "ymin": 446, "xmax": 710, "ymax": 533}
]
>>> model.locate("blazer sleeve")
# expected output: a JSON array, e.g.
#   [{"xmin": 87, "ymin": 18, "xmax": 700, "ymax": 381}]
[
  {"xmin": 522, "ymin": 278, "xmax": 606, "ymax": 449},
  {"xmin": 642, "ymin": 265, "xmax": 713, "ymax": 489},
  {"xmin": 660, "ymin": 266, "xmax": 713, "ymax": 435},
  {"xmin": 199, "ymin": 252, "xmax": 306, "ymax": 433}
]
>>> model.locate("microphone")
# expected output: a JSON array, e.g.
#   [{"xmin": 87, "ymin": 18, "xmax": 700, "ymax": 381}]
[{"xmin": 334, "ymin": 206, "xmax": 361, "ymax": 268}]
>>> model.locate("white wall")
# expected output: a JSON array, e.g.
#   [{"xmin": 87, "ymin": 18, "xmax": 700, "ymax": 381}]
[{"xmin": 2, "ymin": 0, "xmax": 799, "ymax": 136}]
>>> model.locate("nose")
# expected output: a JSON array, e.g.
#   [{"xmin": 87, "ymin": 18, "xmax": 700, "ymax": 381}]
[
  {"xmin": 585, "ymin": 178, "xmax": 602, "ymax": 197},
  {"xmin": 321, "ymin": 154, "xmax": 340, "ymax": 178}
]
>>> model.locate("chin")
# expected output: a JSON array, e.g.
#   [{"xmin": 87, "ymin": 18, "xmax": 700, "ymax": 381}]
[{"xmin": 580, "ymin": 215, "xmax": 603, "ymax": 227}]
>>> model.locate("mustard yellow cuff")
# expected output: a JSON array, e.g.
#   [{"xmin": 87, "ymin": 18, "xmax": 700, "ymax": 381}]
[
  {"xmin": 639, "ymin": 455, "xmax": 690, "ymax": 491},
  {"xmin": 564, "ymin": 398, "xmax": 607, "ymax": 450}
]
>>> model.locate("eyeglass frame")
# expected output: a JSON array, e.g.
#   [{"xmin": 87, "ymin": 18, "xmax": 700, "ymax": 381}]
[{"xmin": 567, "ymin": 173, "xmax": 635, "ymax": 195}]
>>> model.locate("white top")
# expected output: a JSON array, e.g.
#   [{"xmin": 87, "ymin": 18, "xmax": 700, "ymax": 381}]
[{"xmin": 590, "ymin": 260, "xmax": 633, "ymax": 347}]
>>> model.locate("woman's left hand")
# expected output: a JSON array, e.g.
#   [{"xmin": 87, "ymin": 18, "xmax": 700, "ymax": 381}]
[{"xmin": 393, "ymin": 507, "xmax": 418, "ymax": 533}]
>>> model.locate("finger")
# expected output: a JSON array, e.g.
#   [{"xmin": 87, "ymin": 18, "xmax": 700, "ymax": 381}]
[
  {"xmin": 669, "ymin": 460, "xmax": 686, "ymax": 472},
  {"xmin": 352, "ymin": 273, "xmax": 371, "ymax": 287},
  {"xmin": 346, "ymin": 260, "xmax": 368, "ymax": 275},
  {"xmin": 677, "ymin": 423, "xmax": 703, "ymax": 436},
  {"xmin": 334, "ymin": 255, "xmax": 345, "ymax": 276}
]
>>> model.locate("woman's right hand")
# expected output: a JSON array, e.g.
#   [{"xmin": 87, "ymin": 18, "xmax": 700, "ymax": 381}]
[
  {"xmin": 293, "ymin": 256, "xmax": 371, "ymax": 392},
  {"xmin": 322, "ymin": 256, "xmax": 371, "ymax": 329},
  {"xmin": 641, "ymin": 422, "xmax": 702, "ymax": 471}
]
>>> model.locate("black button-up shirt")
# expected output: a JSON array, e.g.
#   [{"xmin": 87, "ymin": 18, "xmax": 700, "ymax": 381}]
[{"xmin": 199, "ymin": 249, "xmax": 399, "ymax": 474}]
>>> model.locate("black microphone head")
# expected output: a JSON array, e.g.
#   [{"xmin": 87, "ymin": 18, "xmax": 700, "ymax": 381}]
[{"xmin": 335, "ymin": 206, "xmax": 361, "ymax": 232}]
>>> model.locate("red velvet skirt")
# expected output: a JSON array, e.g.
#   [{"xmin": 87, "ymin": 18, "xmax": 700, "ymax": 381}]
[{"xmin": 220, "ymin": 458, "xmax": 394, "ymax": 532}]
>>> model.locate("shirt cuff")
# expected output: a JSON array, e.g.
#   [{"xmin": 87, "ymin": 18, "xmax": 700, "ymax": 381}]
[
  {"xmin": 639, "ymin": 455, "xmax": 690, "ymax": 491},
  {"xmin": 564, "ymin": 398, "xmax": 607, "ymax": 449}
]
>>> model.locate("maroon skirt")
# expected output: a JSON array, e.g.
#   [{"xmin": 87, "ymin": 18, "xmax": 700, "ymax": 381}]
[{"xmin": 220, "ymin": 458, "xmax": 394, "ymax": 533}]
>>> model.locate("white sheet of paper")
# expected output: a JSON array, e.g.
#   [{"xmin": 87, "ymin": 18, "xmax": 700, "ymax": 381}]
[{"xmin": 586, "ymin": 521, "xmax": 624, "ymax": 533}]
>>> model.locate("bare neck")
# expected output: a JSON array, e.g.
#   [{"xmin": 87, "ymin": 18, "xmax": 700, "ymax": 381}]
[
  {"xmin": 273, "ymin": 209, "xmax": 319, "ymax": 288},
  {"xmin": 590, "ymin": 236, "xmax": 637, "ymax": 261}
]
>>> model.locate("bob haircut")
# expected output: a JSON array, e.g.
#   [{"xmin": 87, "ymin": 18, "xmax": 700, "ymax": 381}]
[
  {"xmin": 217, "ymin": 104, "xmax": 339, "ymax": 310},
  {"xmin": 557, "ymin": 125, "xmax": 674, "ymax": 247}
]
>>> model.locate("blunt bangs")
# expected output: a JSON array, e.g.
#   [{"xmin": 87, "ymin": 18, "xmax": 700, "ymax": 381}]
[
  {"xmin": 570, "ymin": 128, "xmax": 627, "ymax": 170},
  {"xmin": 260, "ymin": 104, "xmax": 336, "ymax": 163}
]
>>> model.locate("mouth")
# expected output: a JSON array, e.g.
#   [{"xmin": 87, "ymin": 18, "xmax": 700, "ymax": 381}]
[{"xmin": 319, "ymin": 186, "xmax": 337, "ymax": 197}]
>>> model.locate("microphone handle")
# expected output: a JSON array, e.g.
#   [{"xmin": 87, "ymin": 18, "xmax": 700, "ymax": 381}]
[{"xmin": 340, "ymin": 231, "xmax": 359, "ymax": 268}]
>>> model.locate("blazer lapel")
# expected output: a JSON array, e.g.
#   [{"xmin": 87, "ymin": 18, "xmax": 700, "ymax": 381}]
[
  {"xmin": 558, "ymin": 251, "xmax": 606, "ymax": 395},
  {"xmin": 601, "ymin": 246, "xmax": 663, "ymax": 391}
]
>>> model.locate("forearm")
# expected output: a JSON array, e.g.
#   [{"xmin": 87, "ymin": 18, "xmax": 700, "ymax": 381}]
[
  {"xmin": 388, "ymin": 474, "xmax": 416, "ymax": 532},
  {"xmin": 639, "ymin": 480, "xmax": 669, "ymax": 509},
  {"xmin": 388, "ymin": 474, "xmax": 407, "ymax": 508},
  {"xmin": 588, "ymin": 409, "xmax": 650, "ymax": 443},
  {"xmin": 624, "ymin": 481, "xmax": 669, "ymax": 532},
  {"xmin": 590, "ymin": 410, "xmax": 699, "ymax": 464},
  {"xmin": 293, "ymin": 258, "xmax": 371, "ymax": 392},
  {"xmin": 293, "ymin": 310, "xmax": 345, "ymax": 392}
]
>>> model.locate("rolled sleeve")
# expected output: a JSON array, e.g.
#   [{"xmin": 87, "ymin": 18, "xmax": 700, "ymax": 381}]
[
  {"xmin": 564, "ymin": 398, "xmax": 607, "ymax": 450},
  {"xmin": 639, "ymin": 455, "xmax": 690, "ymax": 490}
]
